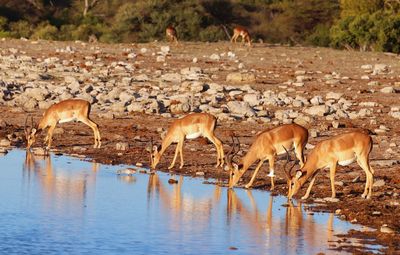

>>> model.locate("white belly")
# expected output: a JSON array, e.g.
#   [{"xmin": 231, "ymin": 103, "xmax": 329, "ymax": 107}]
[
  {"xmin": 59, "ymin": 117, "xmax": 76, "ymax": 123},
  {"xmin": 338, "ymin": 158, "xmax": 355, "ymax": 166},
  {"xmin": 186, "ymin": 132, "xmax": 202, "ymax": 140}
]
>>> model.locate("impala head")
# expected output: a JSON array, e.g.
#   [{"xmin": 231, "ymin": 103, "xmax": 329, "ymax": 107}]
[
  {"xmin": 24, "ymin": 116, "xmax": 38, "ymax": 149},
  {"xmin": 148, "ymin": 138, "xmax": 161, "ymax": 169},
  {"xmin": 283, "ymin": 146, "xmax": 302, "ymax": 199},
  {"xmin": 225, "ymin": 136, "xmax": 242, "ymax": 188}
]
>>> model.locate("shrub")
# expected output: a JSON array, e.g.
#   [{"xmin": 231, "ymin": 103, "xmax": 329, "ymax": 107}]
[
  {"xmin": 31, "ymin": 22, "xmax": 58, "ymax": 40},
  {"xmin": 10, "ymin": 20, "xmax": 33, "ymax": 38}
]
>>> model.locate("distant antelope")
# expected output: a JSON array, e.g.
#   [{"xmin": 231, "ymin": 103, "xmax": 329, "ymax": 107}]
[
  {"xmin": 149, "ymin": 113, "xmax": 224, "ymax": 170},
  {"xmin": 166, "ymin": 26, "xmax": 178, "ymax": 44},
  {"xmin": 225, "ymin": 123, "xmax": 308, "ymax": 190},
  {"xmin": 25, "ymin": 99, "xmax": 101, "ymax": 150},
  {"xmin": 231, "ymin": 26, "xmax": 252, "ymax": 46},
  {"xmin": 285, "ymin": 131, "xmax": 374, "ymax": 200}
]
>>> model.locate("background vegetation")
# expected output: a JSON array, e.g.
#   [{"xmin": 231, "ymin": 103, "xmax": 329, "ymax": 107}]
[{"xmin": 0, "ymin": 0, "xmax": 399, "ymax": 52}]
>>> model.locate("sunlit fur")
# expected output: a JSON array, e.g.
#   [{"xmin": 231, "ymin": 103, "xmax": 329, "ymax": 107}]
[
  {"xmin": 25, "ymin": 99, "xmax": 101, "ymax": 150},
  {"xmin": 227, "ymin": 123, "xmax": 308, "ymax": 190},
  {"xmin": 166, "ymin": 26, "xmax": 178, "ymax": 44},
  {"xmin": 231, "ymin": 26, "xmax": 252, "ymax": 46},
  {"xmin": 287, "ymin": 131, "xmax": 374, "ymax": 200},
  {"xmin": 151, "ymin": 113, "xmax": 224, "ymax": 170}
]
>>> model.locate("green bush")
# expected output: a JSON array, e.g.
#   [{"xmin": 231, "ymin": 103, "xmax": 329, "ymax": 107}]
[
  {"xmin": 306, "ymin": 24, "xmax": 331, "ymax": 47},
  {"xmin": 31, "ymin": 22, "xmax": 58, "ymax": 40},
  {"xmin": 10, "ymin": 20, "xmax": 33, "ymax": 38},
  {"xmin": 199, "ymin": 25, "xmax": 226, "ymax": 42}
]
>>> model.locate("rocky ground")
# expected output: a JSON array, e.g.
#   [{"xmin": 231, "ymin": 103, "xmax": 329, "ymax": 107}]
[{"xmin": 0, "ymin": 38, "xmax": 400, "ymax": 253}]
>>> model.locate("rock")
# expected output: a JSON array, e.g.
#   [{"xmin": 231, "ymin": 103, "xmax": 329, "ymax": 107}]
[
  {"xmin": 243, "ymin": 93, "xmax": 260, "ymax": 106},
  {"xmin": 0, "ymin": 119, "xmax": 7, "ymax": 128},
  {"xmin": 332, "ymin": 121, "xmax": 340, "ymax": 129},
  {"xmin": 373, "ymin": 179, "xmax": 385, "ymax": 188},
  {"xmin": 226, "ymin": 72, "xmax": 256, "ymax": 83},
  {"xmin": 380, "ymin": 224, "xmax": 395, "ymax": 234},
  {"xmin": 371, "ymin": 159, "xmax": 399, "ymax": 167},
  {"xmin": 133, "ymin": 74, "xmax": 149, "ymax": 82},
  {"xmin": 310, "ymin": 129, "xmax": 319, "ymax": 138},
  {"xmin": 373, "ymin": 64, "xmax": 389, "ymax": 75},
  {"xmin": 168, "ymin": 178, "xmax": 178, "ymax": 184},
  {"xmin": 170, "ymin": 102, "xmax": 190, "ymax": 114},
  {"xmin": 368, "ymin": 81, "xmax": 380, "ymax": 86},
  {"xmin": 326, "ymin": 92, "xmax": 343, "ymax": 100},
  {"xmin": 323, "ymin": 197, "xmax": 339, "ymax": 203},
  {"xmin": 227, "ymin": 101, "xmax": 256, "ymax": 117},
  {"xmin": 361, "ymin": 64, "xmax": 372, "ymax": 70},
  {"xmin": 161, "ymin": 73, "xmax": 182, "ymax": 83},
  {"xmin": 310, "ymin": 96, "xmax": 324, "ymax": 105},
  {"xmin": 0, "ymin": 147, "xmax": 8, "ymax": 155},
  {"xmin": 0, "ymin": 139, "xmax": 11, "ymax": 147},
  {"xmin": 127, "ymin": 102, "xmax": 143, "ymax": 113},
  {"xmin": 372, "ymin": 211, "xmax": 382, "ymax": 216},
  {"xmin": 160, "ymin": 46, "xmax": 170, "ymax": 54},
  {"xmin": 380, "ymin": 86, "xmax": 395, "ymax": 94},
  {"xmin": 335, "ymin": 181, "xmax": 344, "ymax": 186},
  {"xmin": 352, "ymin": 176, "xmax": 361, "ymax": 183},
  {"xmin": 116, "ymin": 168, "xmax": 136, "ymax": 175},
  {"xmin": 116, "ymin": 142, "xmax": 129, "ymax": 151},
  {"xmin": 156, "ymin": 55, "xmax": 165, "ymax": 62},
  {"xmin": 210, "ymin": 54, "xmax": 220, "ymax": 60},
  {"xmin": 293, "ymin": 115, "xmax": 312, "ymax": 126},
  {"xmin": 304, "ymin": 105, "xmax": 330, "ymax": 116},
  {"xmin": 196, "ymin": 171, "xmax": 205, "ymax": 176}
]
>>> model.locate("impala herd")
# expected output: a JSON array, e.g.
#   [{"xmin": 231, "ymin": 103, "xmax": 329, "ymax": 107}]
[
  {"xmin": 24, "ymin": 96, "xmax": 375, "ymax": 201},
  {"xmin": 22, "ymin": 25, "xmax": 376, "ymax": 201}
]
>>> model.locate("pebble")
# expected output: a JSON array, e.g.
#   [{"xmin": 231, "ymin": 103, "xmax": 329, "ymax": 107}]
[
  {"xmin": 116, "ymin": 168, "xmax": 136, "ymax": 175},
  {"xmin": 380, "ymin": 224, "xmax": 395, "ymax": 234},
  {"xmin": 168, "ymin": 178, "xmax": 178, "ymax": 184}
]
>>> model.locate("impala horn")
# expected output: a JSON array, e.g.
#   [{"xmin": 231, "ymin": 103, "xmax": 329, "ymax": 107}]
[{"xmin": 282, "ymin": 146, "xmax": 298, "ymax": 180}]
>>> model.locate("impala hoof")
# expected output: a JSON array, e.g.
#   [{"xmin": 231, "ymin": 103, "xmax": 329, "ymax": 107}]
[{"xmin": 244, "ymin": 185, "xmax": 251, "ymax": 189}]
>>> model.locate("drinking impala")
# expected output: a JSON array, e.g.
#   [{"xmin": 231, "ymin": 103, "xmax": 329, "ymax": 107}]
[
  {"xmin": 150, "ymin": 113, "xmax": 224, "ymax": 170},
  {"xmin": 25, "ymin": 99, "xmax": 101, "ymax": 150},
  {"xmin": 226, "ymin": 123, "xmax": 308, "ymax": 190},
  {"xmin": 286, "ymin": 131, "xmax": 374, "ymax": 200}
]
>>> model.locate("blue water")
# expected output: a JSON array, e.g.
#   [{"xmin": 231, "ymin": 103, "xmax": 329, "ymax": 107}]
[{"xmin": 0, "ymin": 150, "xmax": 383, "ymax": 254}]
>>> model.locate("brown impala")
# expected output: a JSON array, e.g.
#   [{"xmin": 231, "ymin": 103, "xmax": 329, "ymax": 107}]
[
  {"xmin": 225, "ymin": 123, "xmax": 308, "ymax": 190},
  {"xmin": 150, "ymin": 113, "xmax": 224, "ymax": 170},
  {"xmin": 286, "ymin": 131, "xmax": 374, "ymax": 200},
  {"xmin": 231, "ymin": 26, "xmax": 252, "ymax": 46},
  {"xmin": 25, "ymin": 99, "xmax": 101, "ymax": 150},
  {"xmin": 165, "ymin": 26, "xmax": 178, "ymax": 44}
]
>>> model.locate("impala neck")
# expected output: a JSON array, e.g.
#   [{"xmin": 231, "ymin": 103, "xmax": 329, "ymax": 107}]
[{"xmin": 239, "ymin": 148, "xmax": 258, "ymax": 173}]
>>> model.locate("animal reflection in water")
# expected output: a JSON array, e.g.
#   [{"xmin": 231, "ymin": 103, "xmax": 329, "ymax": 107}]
[
  {"xmin": 226, "ymin": 189, "xmax": 336, "ymax": 251},
  {"xmin": 144, "ymin": 172, "xmax": 338, "ymax": 250},
  {"xmin": 23, "ymin": 150, "xmax": 99, "ymax": 213}
]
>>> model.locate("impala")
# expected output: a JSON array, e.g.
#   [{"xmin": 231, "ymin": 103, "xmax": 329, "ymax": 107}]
[
  {"xmin": 150, "ymin": 112, "xmax": 224, "ymax": 170},
  {"xmin": 231, "ymin": 26, "xmax": 252, "ymax": 46},
  {"xmin": 166, "ymin": 26, "xmax": 178, "ymax": 44},
  {"xmin": 286, "ymin": 131, "xmax": 374, "ymax": 200},
  {"xmin": 25, "ymin": 99, "xmax": 101, "ymax": 150},
  {"xmin": 226, "ymin": 123, "xmax": 308, "ymax": 190}
]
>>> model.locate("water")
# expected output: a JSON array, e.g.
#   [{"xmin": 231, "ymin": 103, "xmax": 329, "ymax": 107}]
[{"xmin": 0, "ymin": 150, "xmax": 383, "ymax": 254}]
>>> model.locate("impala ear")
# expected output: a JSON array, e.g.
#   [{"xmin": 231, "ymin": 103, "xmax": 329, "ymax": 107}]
[{"xmin": 295, "ymin": 170, "xmax": 303, "ymax": 179}]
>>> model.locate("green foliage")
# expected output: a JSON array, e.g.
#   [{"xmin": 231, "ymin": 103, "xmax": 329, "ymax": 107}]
[
  {"xmin": 9, "ymin": 20, "xmax": 33, "ymax": 38},
  {"xmin": 0, "ymin": 0, "xmax": 397, "ymax": 53},
  {"xmin": 31, "ymin": 22, "xmax": 58, "ymax": 40}
]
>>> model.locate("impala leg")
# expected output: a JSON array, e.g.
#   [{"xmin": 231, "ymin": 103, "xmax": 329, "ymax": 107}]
[
  {"xmin": 358, "ymin": 158, "xmax": 374, "ymax": 199},
  {"xmin": 179, "ymin": 140, "xmax": 184, "ymax": 169},
  {"xmin": 45, "ymin": 125, "xmax": 56, "ymax": 150},
  {"xmin": 205, "ymin": 133, "xmax": 224, "ymax": 168},
  {"xmin": 245, "ymin": 160, "xmax": 264, "ymax": 189},
  {"xmin": 294, "ymin": 142, "xmax": 305, "ymax": 168},
  {"xmin": 301, "ymin": 173, "xmax": 318, "ymax": 200},
  {"xmin": 169, "ymin": 138, "xmax": 183, "ymax": 170},
  {"xmin": 80, "ymin": 118, "xmax": 101, "ymax": 148},
  {"xmin": 329, "ymin": 163, "xmax": 338, "ymax": 198}
]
